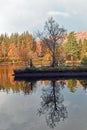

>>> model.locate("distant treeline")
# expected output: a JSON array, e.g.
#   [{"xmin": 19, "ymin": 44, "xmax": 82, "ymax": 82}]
[
  {"xmin": 62, "ymin": 32, "xmax": 87, "ymax": 64},
  {"xmin": 0, "ymin": 31, "xmax": 36, "ymax": 62},
  {"xmin": 0, "ymin": 31, "xmax": 87, "ymax": 64}
]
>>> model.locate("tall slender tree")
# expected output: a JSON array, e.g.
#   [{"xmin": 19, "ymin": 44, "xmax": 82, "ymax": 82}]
[
  {"xmin": 37, "ymin": 17, "xmax": 66, "ymax": 67},
  {"xmin": 64, "ymin": 32, "xmax": 79, "ymax": 61}
]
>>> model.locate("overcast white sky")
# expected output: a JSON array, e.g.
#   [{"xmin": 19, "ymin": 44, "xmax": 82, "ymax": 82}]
[{"xmin": 0, "ymin": 0, "xmax": 87, "ymax": 35}]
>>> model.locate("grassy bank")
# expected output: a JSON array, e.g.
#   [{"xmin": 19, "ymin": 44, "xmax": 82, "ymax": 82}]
[{"xmin": 14, "ymin": 65, "xmax": 87, "ymax": 74}]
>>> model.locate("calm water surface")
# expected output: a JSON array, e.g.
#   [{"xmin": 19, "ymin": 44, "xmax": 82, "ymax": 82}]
[{"xmin": 0, "ymin": 65, "xmax": 87, "ymax": 130}]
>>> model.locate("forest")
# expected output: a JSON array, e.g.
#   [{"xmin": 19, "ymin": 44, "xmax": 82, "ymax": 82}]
[
  {"xmin": 0, "ymin": 31, "xmax": 87, "ymax": 66},
  {"xmin": 0, "ymin": 31, "xmax": 36, "ymax": 63}
]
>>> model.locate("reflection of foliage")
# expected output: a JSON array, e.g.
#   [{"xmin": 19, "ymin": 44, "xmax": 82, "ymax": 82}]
[
  {"xmin": 80, "ymin": 79, "xmax": 87, "ymax": 91},
  {"xmin": 0, "ymin": 80, "xmax": 36, "ymax": 95},
  {"xmin": 67, "ymin": 79, "xmax": 77, "ymax": 92},
  {"xmin": 38, "ymin": 80, "xmax": 68, "ymax": 128},
  {"xmin": 23, "ymin": 81, "xmax": 36, "ymax": 95},
  {"xmin": 0, "ymin": 65, "xmax": 36, "ymax": 95}
]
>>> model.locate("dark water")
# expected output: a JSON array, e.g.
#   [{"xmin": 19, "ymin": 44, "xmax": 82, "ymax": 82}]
[{"xmin": 0, "ymin": 65, "xmax": 87, "ymax": 130}]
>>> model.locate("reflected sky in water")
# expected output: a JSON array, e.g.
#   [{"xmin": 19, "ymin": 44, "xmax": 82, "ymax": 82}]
[
  {"xmin": 0, "ymin": 65, "xmax": 87, "ymax": 130},
  {"xmin": 0, "ymin": 79, "xmax": 87, "ymax": 130}
]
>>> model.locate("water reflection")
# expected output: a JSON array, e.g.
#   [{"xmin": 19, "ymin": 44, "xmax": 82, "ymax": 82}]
[
  {"xmin": 1, "ymin": 65, "xmax": 87, "ymax": 129},
  {"xmin": 38, "ymin": 80, "xmax": 68, "ymax": 128},
  {"xmin": 67, "ymin": 79, "xmax": 77, "ymax": 92},
  {"xmin": 0, "ymin": 65, "xmax": 37, "ymax": 94},
  {"xmin": 0, "ymin": 65, "xmax": 87, "ymax": 94},
  {"xmin": 0, "ymin": 80, "xmax": 36, "ymax": 94},
  {"xmin": 80, "ymin": 79, "xmax": 87, "ymax": 91}
]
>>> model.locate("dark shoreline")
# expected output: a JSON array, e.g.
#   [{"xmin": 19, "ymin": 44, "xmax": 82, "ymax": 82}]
[{"xmin": 14, "ymin": 69, "xmax": 87, "ymax": 81}]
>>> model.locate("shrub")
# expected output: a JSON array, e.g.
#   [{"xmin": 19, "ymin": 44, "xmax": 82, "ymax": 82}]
[
  {"xmin": 81, "ymin": 57, "xmax": 87, "ymax": 65},
  {"xmin": 24, "ymin": 66, "xmax": 36, "ymax": 71}
]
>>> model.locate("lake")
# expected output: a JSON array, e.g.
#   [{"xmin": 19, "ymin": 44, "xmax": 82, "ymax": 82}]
[{"xmin": 0, "ymin": 64, "xmax": 87, "ymax": 130}]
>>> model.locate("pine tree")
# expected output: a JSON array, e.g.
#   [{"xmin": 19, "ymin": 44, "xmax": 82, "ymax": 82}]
[{"xmin": 64, "ymin": 32, "xmax": 79, "ymax": 61}]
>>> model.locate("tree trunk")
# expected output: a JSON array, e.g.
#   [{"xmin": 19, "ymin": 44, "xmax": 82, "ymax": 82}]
[
  {"xmin": 51, "ymin": 54, "xmax": 58, "ymax": 67},
  {"xmin": 51, "ymin": 54, "xmax": 55, "ymax": 67},
  {"xmin": 29, "ymin": 58, "xmax": 33, "ymax": 67}
]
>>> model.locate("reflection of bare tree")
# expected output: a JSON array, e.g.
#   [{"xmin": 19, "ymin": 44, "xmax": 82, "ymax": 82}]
[{"xmin": 38, "ymin": 80, "xmax": 68, "ymax": 128}]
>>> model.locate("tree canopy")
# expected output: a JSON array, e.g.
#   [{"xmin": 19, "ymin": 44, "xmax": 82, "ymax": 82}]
[
  {"xmin": 64, "ymin": 32, "xmax": 80, "ymax": 61},
  {"xmin": 0, "ymin": 31, "xmax": 36, "ymax": 62},
  {"xmin": 37, "ymin": 17, "xmax": 66, "ymax": 67}
]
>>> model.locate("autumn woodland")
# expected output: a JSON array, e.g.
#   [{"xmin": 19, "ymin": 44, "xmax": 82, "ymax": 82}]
[{"xmin": 0, "ymin": 31, "xmax": 87, "ymax": 66}]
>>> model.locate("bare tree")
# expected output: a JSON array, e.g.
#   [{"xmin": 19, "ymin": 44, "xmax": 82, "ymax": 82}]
[{"xmin": 37, "ymin": 17, "xmax": 66, "ymax": 67}]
